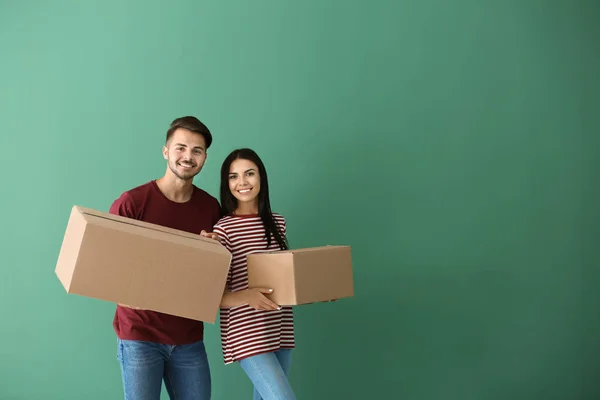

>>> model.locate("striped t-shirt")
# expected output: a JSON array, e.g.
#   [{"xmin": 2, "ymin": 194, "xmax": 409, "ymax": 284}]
[{"xmin": 213, "ymin": 213, "xmax": 295, "ymax": 364}]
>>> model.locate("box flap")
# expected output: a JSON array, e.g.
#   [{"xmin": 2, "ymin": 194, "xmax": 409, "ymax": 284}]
[
  {"xmin": 75, "ymin": 206, "xmax": 221, "ymax": 247},
  {"xmin": 260, "ymin": 245, "xmax": 347, "ymax": 255}
]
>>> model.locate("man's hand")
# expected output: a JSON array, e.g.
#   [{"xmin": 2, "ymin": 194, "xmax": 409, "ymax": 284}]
[
  {"xmin": 200, "ymin": 230, "xmax": 220, "ymax": 242},
  {"xmin": 243, "ymin": 288, "xmax": 281, "ymax": 311},
  {"xmin": 118, "ymin": 303, "xmax": 144, "ymax": 310}
]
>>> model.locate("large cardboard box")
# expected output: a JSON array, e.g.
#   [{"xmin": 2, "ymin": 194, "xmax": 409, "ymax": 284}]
[
  {"xmin": 55, "ymin": 206, "xmax": 232, "ymax": 323},
  {"xmin": 246, "ymin": 245, "xmax": 354, "ymax": 305}
]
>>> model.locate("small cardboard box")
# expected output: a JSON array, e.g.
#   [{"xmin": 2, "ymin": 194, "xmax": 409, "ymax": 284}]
[
  {"xmin": 55, "ymin": 205, "xmax": 232, "ymax": 323},
  {"xmin": 247, "ymin": 245, "xmax": 354, "ymax": 305}
]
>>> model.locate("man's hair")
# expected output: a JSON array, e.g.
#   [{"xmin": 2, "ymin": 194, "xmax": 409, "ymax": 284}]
[{"xmin": 166, "ymin": 116, "xmax": 213, "ymax": 149}]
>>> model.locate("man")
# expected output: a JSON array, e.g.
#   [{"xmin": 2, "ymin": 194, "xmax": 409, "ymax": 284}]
[{"xmin": 109, "ymin": 116, "xmax": 221, "ymax": 400}]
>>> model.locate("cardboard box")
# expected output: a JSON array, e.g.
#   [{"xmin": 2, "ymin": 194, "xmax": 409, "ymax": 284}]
[
  {"xmin": 247, "ymin": 245, "xmax": 354, "ymax": 305},
  {"xmin": 55, "ymin": 206, "xmax": 232, "ymax": 323}
]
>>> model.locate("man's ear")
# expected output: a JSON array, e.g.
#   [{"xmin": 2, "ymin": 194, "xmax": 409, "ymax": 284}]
[{"xmin": 162, "ymin": 145, "xmax": 168, "ymax": 160}]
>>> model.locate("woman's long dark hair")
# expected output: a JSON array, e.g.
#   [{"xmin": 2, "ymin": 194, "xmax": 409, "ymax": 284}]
[{"xmin": 220, "ymin": 148, "xmax": 288, "ymax": 250}]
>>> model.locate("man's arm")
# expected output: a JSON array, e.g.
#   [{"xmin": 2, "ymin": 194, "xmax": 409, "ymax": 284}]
[{"xmin": 109, "ymin": 192, "xmax": 144, "ymax": 310}]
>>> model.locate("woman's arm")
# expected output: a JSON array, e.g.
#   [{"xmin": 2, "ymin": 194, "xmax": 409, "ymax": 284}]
[
  {"xmin": 220, "ymin": 287, "xmax": 281, "ymax": 311},
  {"xmin": 214, "ymin": 223, "xmax": 281, "ymax": 311}
]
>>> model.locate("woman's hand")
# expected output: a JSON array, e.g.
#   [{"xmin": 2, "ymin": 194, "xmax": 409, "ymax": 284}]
[{"xmin": 243, "ymin": 288, "xmax": 281, "ymax": 311}]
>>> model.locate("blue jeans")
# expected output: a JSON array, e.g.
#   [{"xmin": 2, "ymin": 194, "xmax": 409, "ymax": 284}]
[
  {"xmin": 239, "ymin": 349, "xmax": 295, "ymax": 400},
  {"xmin": 116, "ymin": 338, "xmax": 211, "ymax": 400}
]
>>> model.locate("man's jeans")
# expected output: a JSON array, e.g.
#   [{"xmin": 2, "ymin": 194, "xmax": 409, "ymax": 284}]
[
  {"xmin": 239, "ymin": 349, "xmax": 295, "ymax": 400},
  {"xmin": 117, "ymin": 338, "xmax": 211, "ymax": 400}
]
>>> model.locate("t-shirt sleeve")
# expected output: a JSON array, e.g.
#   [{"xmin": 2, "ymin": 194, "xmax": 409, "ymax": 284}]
[
  {"xmin": 213, "ymin": 224, "xmax": 233, "ymax": 289},
  {"xmin": 214, "ymin": 199, "xmax": 222, "ymax": 226},
  {"xmin": 280, "ymin": 216, "xmax": 287, "ymax": 238},
  {"xmin": 109, "ymin": 192, "xmax": 137, "ymax": 219}
]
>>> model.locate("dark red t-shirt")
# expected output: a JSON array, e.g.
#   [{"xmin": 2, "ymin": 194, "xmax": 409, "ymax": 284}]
[{"xmin": 108, "ymin": 180, "xmax": 221, "ymax": 345}]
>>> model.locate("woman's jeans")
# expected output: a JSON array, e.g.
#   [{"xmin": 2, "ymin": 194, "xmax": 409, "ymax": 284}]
[{"xmin": 239, "ymin": 349, "xmax": 296, "ymax": 400}]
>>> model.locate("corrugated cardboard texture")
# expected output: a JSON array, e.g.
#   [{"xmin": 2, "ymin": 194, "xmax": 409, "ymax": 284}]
[
  {"xmin": 246, "ymin": 253, "xmax": 297, "ymax": 304},
  {"xmin": 247, "ymin": 245, "xmax": 354, "ymax": 305},
  {"xmin": 55, "ymin": 206, "xmax": 232, "ymax": 323}
]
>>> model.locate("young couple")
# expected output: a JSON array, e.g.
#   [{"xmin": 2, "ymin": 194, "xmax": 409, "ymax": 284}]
[{"xmin": 109, "ymin": 116, "xmax": 295, "ymax": 400}]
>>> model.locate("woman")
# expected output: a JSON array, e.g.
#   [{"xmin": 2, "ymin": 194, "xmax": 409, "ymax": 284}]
[{"xmin": 213, "ymin": 148, "xmax": 296, "ymax": 400}]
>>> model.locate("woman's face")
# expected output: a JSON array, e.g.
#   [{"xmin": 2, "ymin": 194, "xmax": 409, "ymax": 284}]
[{"xmin": 228, "ymin": 158, "xmax": 261, "ymax": 207}]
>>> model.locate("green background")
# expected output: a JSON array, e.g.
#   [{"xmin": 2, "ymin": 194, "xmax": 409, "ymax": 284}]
[{"xmin": 1, "ymin": 1, "xmax": 598, "ymax": 399}]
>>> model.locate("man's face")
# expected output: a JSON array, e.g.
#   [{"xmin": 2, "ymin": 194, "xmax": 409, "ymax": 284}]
[{"xmin": 162, "ymin": 128, "xmax": 207, "ymax": 181}]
